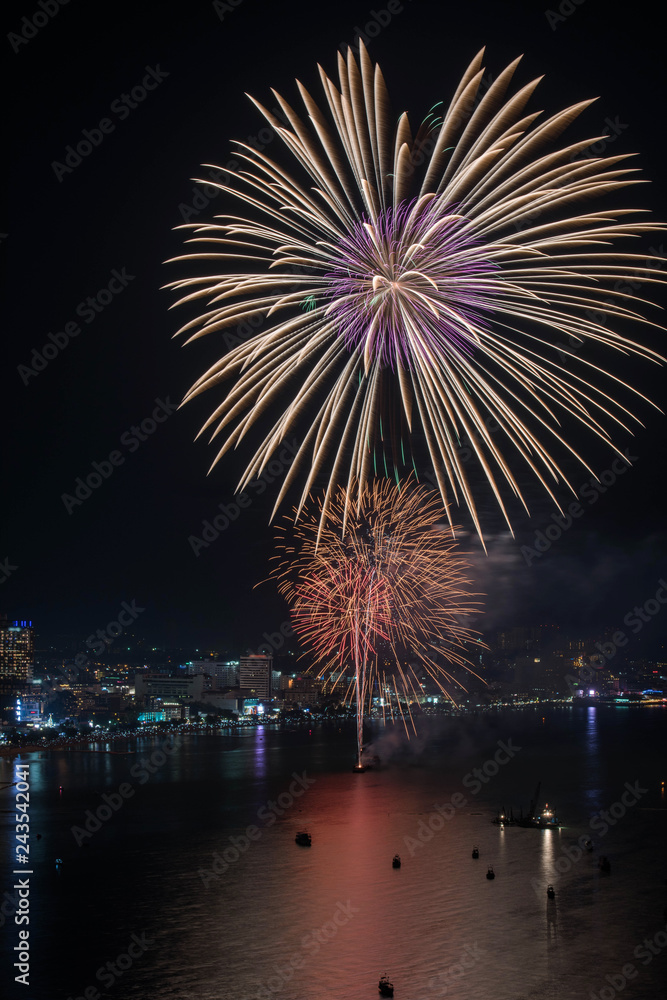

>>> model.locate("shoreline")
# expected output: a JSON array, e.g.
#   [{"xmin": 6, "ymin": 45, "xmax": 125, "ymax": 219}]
[{"xmin": 1, "ymin": 700, "xmax": 663, "ymax": 760}]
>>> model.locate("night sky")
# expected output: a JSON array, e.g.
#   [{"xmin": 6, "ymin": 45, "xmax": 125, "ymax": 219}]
[{"xmin": 4, "ymin": 0, "xmax": 666, "ymax": 656}]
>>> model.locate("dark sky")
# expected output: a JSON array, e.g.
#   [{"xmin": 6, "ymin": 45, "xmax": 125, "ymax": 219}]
[{"xmin": 3, "ymin": 0, "xmax": 666, "ymax": 656}]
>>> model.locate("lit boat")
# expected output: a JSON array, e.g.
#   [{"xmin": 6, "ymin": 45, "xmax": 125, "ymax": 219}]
[
  {"xmin": 472, "ymin": 846, "xmax": 480, "ymax": 859},
  {"xmin": 514, "ymin": 783, "xmax": 561, "ymax": 828},
  {"xmin": 486, "ymin": 866, "xmax": 495, "ymax": 880},
  {"xmin": 547, "ymin": 884, "xmax": 555, "ymax": 899}
]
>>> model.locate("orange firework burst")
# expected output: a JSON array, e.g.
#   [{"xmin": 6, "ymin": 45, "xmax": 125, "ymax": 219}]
[{"xmin": 273, "ymin": 479, "xmax": 484, "ymax": 749}]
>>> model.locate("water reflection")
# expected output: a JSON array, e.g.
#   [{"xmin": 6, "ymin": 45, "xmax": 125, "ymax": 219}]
[
  {"xmin": 2, "ymin": 710, "xmax": 664, "ymax": 1000},
  {"xmin": 585, "ymin": 706, "xmax": 599, "ymax": 752},
  {"xmin": 253, "ymin": 726, "xmax": 267, "ymax": 779}
]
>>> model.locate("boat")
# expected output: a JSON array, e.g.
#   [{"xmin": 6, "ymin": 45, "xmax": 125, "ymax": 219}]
[
  {"xmin": 585, "ymin": 839, "xmax": 593, "ymax": 852},
  {"xmin": 512, "ymin": 783, "xmax": 561, "ymax": 828},
  {"xmin": 547, "ymin": 884, "xmax": 555, "ymax": 899},
  {"xmin": 354, "ymin": 751, "xmax": 381, "ymax": 773},
  {"xmin": 392, "ymin": 854, "xmax": 401, "ymax": 868},
  {"xmin": 486, "ymin": 866, "xmax": 495, "ymax": 880},
  {"xmin": 493, "ymin": 806, "xmax": 513, "ymax": 826},
  {"xmin": 295, "ymin": 830, "xmax": 312, "ymax": 846},
  {"xmin": 472, "ymin": 846, "xmax": 479, "ymax": 859},
  {"xmin": 598, "ymin": 856, "xmax": 611, "ymax": 873},
  {"xmin": 378, "ymin": 974, "xmax": 394, "ymax": 996}
]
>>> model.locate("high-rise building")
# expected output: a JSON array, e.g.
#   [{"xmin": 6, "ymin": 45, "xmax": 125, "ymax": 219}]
[
  {"xmin": 0, "ymin": 617, "xmax": 34, "ymax": 680},
  {"xmin": 239, "ymin": 654, "xmax": 274, "ymax": 700}
]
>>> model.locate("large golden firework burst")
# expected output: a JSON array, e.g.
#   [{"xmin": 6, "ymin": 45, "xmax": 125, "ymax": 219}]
[{"xmin": 167, "ymin": 44, "xmax": 665, "ymax": 539}]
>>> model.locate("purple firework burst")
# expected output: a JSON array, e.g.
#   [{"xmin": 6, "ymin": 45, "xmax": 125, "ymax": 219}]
[{"xmin": 325, "ymin": 198, "xmax": 499, "ymax": 371}]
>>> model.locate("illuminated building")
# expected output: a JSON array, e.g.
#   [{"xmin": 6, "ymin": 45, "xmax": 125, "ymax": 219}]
[
  {"xmin": 0, "ymin": 617, "xmax": 34, "ymax": 680},
  {"xmin": 16, "ymin": 696, "xmax": 43, "ymax": 725},
  {"xmin": 280, "ymin": 674, "xmax": 323, "ymax": 706},
  {"xmin": 185, "ymin": 660, "xmax": 239, "ymax": 687},
  {"xmin": 134, "ymin": 673, "xmax": 204, "ymax": 704},
  {"xmin": 239, "ymin": 654, "xmax": 273, "ymax": 700}
]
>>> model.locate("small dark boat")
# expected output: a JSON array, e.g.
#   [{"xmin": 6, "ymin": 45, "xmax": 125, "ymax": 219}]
[
  {"xmin": 295, "ymin": 830, "xmax": 311, "ymax": 846},
  {"xmin": 486, "ymin": 866, "xmax": 495, "ymax": 880},
  {"xmin": 472, "ymin": 846, "xmax": 479, "ymax": 859},
  {"xmin": 585, "ymin": 839, "xmax": 593, "ymax": 852},
  {"xmin": 379, "ymin": 974, "xmax": 394, "ymax": 996},
  {"xmin": 599, "ymin": 856, "xmax": 611, "ymax": 873},
  {"xmin": 547, "ymin": 884, "xmax": 555, "ymax": 899},
  {"xmin": 392, "ymin": 854, "xmax": 401, "ymax": 868}
]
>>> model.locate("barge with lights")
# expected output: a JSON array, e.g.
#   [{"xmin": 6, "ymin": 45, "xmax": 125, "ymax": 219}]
[{"xmin": 493, "ymin": 782, "xmax": 561, "ymax": 828}]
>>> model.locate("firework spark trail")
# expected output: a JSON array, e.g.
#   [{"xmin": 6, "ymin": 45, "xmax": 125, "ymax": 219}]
[
  {"xmin": 166, "ymin": 43, "xmax": 665, "ymax": 540},
  {"xmin": 272, "ymin": 479, "xmax": 484, "ymax": 757}
]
